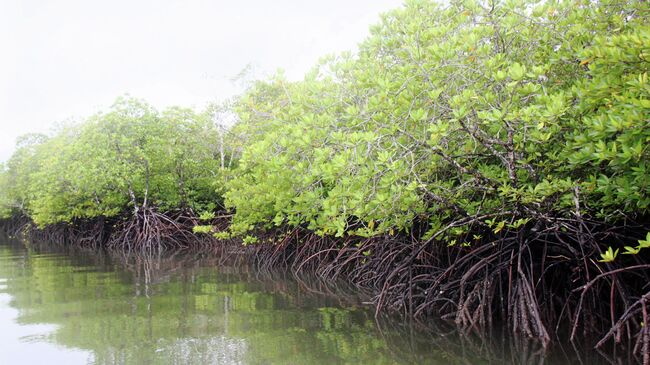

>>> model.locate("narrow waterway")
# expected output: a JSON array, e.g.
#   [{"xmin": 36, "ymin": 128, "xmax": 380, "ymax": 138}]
[{"xmin": 0, "ymin": 237, "xmax": 612, "ymax": 364}]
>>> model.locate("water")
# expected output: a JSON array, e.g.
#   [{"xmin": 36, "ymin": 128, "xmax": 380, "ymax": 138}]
[{"xmin": 0, "ymin": 238, "xmax": 610, "ymax": 364}]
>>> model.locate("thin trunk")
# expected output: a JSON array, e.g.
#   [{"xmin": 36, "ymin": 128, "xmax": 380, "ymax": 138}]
[
  {"xmin": 143, "ymin": 159, "xmax": 149, "ymax": 209},
  {"xmin": 128, "ymin": 183, "xmax": 139, "ymax": 215}
]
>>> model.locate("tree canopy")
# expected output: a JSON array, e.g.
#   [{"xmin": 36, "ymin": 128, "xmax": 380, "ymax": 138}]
[
  {"xmin": 0, "ymin": 0, "xmax": 647, "ymax": 245},
  {"xmin": 0, "ymin": 97, "xmax": 228, "ymax": 226},
  {"xmin": 224, "ymin": 0, "xmax": 649, "ymax": 244}
]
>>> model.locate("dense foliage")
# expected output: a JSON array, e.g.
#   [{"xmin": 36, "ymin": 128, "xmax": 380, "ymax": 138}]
[
  {"xmin": 0, "ymin": 0, "xmax": 648, "ymax": 355},
  {"xmin": 0, "ymin": 96, "xmax": 227, "ymax": 226},
  {"xmin": 1, "ymin": 0, "xmax": 646, "ymax": 242},
  {"xmin": 226, "ymin": 0, "xmax": 649, "ymax": 243}
]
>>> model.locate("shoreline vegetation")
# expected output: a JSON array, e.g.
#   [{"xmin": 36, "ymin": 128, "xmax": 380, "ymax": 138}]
[{"xmin": 1, "ymin": 0, "xmax": 648, "ymax": 362}]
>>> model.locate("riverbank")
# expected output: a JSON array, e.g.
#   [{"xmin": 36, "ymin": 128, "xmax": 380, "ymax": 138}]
[{"xmin": 3, "ymin": 212, "xmax": 649, "ymax": 364}]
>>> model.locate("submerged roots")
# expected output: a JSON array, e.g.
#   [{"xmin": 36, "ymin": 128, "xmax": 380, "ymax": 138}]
[
  {"xmin": 2, "ymin": 213, "xmax": 649, "ymax": 362},
  {"xmin": 249, "ymin": 218, "xmax": 650, "ymax": 362},
  {"xmin": 107, "ymin": 208, "xmax": 202, "ymax": 251},
  {"xmin": 2, "ymin": 208, "xmax": 218, "ymax": 252}
]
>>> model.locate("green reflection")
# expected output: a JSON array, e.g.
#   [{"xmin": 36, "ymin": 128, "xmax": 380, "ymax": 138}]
[
  {"xmin": 0, "ymin": 242, "xmax": 448, "ymax": 365},
  {"xmin": 0, "ymin": 241, "xmax": 599, "ymax": 364}
]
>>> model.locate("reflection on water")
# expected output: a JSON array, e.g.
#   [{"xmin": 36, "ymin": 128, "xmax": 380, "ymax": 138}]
[{"xmin": 0, "ymin": 238, "xmax": 610, "ymax": 364}]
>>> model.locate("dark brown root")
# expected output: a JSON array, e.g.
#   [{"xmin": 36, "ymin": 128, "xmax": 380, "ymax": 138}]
[
  {"xmin": 0, "ymin": 214, "xmax": 31, "ymax": 237},
  {"xmin": 243, "ymin": 217, "xmax": 649, "ymax": 363},
  {"xmin": 106, "ymin": 207, "xmax": 199, "ymax": 251},
  {"xmin": 2, "ymin": 212, "xmax": 648, "ymax": 362},
  {"xmin": 0, "ymin": 208, "xmax": 233, "ymax": 253}
]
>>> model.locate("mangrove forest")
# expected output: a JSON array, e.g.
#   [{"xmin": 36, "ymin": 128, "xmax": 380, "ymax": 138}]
[{"xmin": 1, "ymin": 0, "xmax": 649, "ymax": 362}]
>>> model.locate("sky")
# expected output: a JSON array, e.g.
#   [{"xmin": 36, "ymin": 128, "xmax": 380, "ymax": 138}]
[{"xmin": 0, "ymin": 0, "xmax": 404, "ymax": 162}]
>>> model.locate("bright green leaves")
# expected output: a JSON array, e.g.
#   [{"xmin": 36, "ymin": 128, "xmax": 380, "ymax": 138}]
[
  {"xmin": 508, "ymin": 63, "xmax": 526, "ymax": 81},
  {"xmin": 597, "ymin": 232, "xmax": 650, "ymax": 263},
  {"xmin": 0, "ymin": 96, "xmax": 226, "ymax": 226},
  {"xmin": 225, "ymin": 55, "xmax": 427, "ymax": 237},
  {"xmin": 598, "ymin": 247, "xmax": 619, "ymax": 263},
  {"xmin": 242, "ymin": 235, "xmax": 258, "ymax": 245},
  {"xmin": 221, "ymin": 0, "xmax": 650, "ymax": 243},
  {"xmin": 427, "ymin": 121, "xmax": 450, "ymax": 146},
  {"xmin": 410, "ymin": 108, "xmax": 428, "ymax": 122},
  {"xmin": 566, "ymin": 24, "xmax": 650, "ymax": 213},
  {"xmin": 622, "ymin": 232, "xmax": 650, "ymax": 257},
  {"xmin": 192, "ymin": 225, "xmax": 213, "ymax": 234}
]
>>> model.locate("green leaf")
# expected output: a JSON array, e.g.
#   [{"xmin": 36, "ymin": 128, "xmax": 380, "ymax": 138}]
[{"xmin": 598, "ymin": 247, "xmax": 619, "ymax": 263}]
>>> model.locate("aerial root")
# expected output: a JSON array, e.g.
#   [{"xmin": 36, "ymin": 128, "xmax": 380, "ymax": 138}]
[
  {"xmin": 249, "ymin": 219, "xmax": 649, "ymax": 361},
  {"xmin": 3, "ymin": 213, "xmax": 649, "ymax": 362}
]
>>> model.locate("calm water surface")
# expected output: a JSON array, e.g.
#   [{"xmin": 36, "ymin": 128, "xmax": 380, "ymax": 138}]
[{"xmin": 0, "ymin": 238, "xmax": 609, "ymax": 364}]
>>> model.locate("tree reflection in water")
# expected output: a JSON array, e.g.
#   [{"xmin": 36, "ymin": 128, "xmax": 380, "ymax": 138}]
[{"xmin": 0, "ymin": 238, "xmax": 618, "ymax": 364}]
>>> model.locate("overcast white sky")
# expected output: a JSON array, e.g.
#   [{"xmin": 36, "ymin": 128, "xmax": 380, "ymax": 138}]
[{"xmin": 0, "ymin": 0, "xmax": 403, "ymax": 162}]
